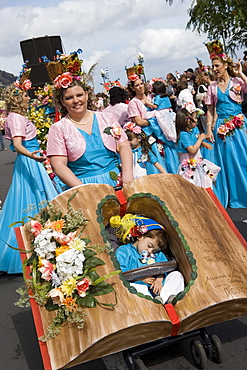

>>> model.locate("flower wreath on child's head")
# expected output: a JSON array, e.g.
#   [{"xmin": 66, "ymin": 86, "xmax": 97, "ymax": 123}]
[
  {"xmin": 123, "ymin": 121, "xmax": 142, "ymax": 135},
  {"xmin": 110, "ymin": 214, "xmax": 166, "ymax": 243},
  {"xmin": 183, "ymin": 102, "xmax": 205, "ymax": 118}
]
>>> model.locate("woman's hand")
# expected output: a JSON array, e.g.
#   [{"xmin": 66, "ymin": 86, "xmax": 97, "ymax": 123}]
[
  {"xmin": 30, "ymin": 150, "xmax": 46, "ymax": 162},
  {"xmin": 233, "ymin": 61, "xmax": 242, "ymax": 77},
  {"xmin": 206, "ymin": 129, "xmax": 215, "ymax": 143}
]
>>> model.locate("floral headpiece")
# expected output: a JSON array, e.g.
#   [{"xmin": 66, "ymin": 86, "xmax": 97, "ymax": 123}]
[
  {"xmin": 13, "ymin": 62, "xmax": 32, "ymax": 94},
  {"xmin": 183, "ymin": 102, "xmax": 204, "ymax": 117},
  {"xmin": 123, "ymin": 121, "xmax": 142, "ymax": 134},
  {"xmin": 110, "ymin": 214, "xmax": 166, "ymax": 243},
  {"xmin": 205, "ymin": 40, "xmax": 228, "ymax": 61},
  {"xmin": 128, "ymin": 73, "xmax": 140, "ymax": 82},
  {"xmin": 196, "ymin": 58, "xmax": 209, "ymax": 74},
  {"xmin": 43, "ymin": 49, "xmax": 83, "ymax": 87},
  {"xmin": 54, "ymin": 72, "xmax": 82, "ymax": 89}
]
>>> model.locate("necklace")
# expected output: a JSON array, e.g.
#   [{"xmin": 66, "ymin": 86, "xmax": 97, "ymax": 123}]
[{"xmin": 68, "ymin": 112, "xmax": 93, "ymax": 125}]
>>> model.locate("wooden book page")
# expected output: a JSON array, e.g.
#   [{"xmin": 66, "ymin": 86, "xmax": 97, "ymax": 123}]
[
  {"xmin": 122, "ymin": 173, "xmax": 247, "ymax": 333},
  {"xmin": 21, "ymin": 183, "xmax": 172, "ymax": 370}
]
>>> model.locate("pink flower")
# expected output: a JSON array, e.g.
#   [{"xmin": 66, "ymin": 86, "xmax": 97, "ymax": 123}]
[
  {"xmin": 110, "ymin": 123, "xmax": 122, "ymax": 139},
  {"xmin": 123, "ymin": 121, "xmax": 142, "ymax": 134},
  {"xmin": 22, "ymin": 79, "xmax": 32, "ymax": 90},
  {"xmin": 128, "ymin": 73, "xmax": 139, "ymax": 82},
  {"xmin": 217, "ymin": 125, "xmax": 229, "ymax": 136},
  {"xmin": 48, "ymin": 288, "xmax": 64, "ymax": 306},
  {"xmin": 30, "ymin": 220, "xmax": 43, "ymax": 236},
  {"xmin": 76, "ymin": 277, "xmax": 92, "ymax": 297},
  {"xmin": 54, "ymin": 231, "xmax": 77, "ymax": 245},
  {"xmin": 39, "ymin": 259, "xmax": 54, "ymax": 281},
  {"xmin": 54, "ymin": 72, "xmax": 73, "ymax": 89},
  {"xmin": 224, "ymin": 120, "xmax": 235, "ymax": 131}
]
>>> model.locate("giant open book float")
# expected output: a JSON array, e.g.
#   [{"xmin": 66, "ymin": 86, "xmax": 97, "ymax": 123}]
[{"xmin": 16, "ymin": 173, "xmax": 247, "ymax": 370}]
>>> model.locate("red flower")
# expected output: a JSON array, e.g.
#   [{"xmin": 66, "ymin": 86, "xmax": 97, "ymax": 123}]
[{"xmin": 76, "ymin": 277, "xmax": 92, "ymax": 297}]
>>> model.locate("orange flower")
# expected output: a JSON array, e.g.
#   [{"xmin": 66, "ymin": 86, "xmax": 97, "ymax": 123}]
[
  {"xmin": 47, "ymin": 219, "xmax": 65, "ymax": 232},
  {"xmin": 63, "ymin": 297, "xmax": 78, "ymax": 312}
]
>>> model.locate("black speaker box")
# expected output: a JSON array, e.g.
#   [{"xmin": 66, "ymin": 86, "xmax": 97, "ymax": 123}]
[
  {"xmin": 20, "ymin": 35, "xmax": 63, "ymax": 89},
  {"xmin": 20, "ymin": 35, "xmax": 63, "ymax": 64}
]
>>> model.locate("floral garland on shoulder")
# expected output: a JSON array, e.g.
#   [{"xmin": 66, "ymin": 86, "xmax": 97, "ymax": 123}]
[
  {"xmin": 16, "ymin": 192, "xmax": 120, "ymax": 341},
  {"xmin": 217, "ymin": 114, "xmax": 245, "ymax": 140}
]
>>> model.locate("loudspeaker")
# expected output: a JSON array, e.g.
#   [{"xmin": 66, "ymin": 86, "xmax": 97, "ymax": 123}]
[
  {"xmin": 20, "ymin": 35, "xmax": 63, "ymax": 64},
  {"xmin": 20, "ymin": 35, "xmax": 63, "ymax": 88}
]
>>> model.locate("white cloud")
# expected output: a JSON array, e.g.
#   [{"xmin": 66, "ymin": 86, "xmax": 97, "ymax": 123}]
[{"xmin": 0, "ymin": 0, "xmax": 243, "ymax": 90}]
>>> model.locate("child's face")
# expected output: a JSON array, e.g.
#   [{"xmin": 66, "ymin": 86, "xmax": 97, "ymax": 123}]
[
  {"xmin": 136, "ymin": 236, "xmax": 161, "ymax": 255},
  {"xmin": 129, "ymin": 136, "xmax": 141, "ymax": 150},
  {"xmin": 187, "ymin": 113, "xmax": 197, "ymax": 129}
]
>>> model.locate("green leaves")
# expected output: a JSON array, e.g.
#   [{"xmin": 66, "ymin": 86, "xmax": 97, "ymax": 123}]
[{"xmin": 166, "ymin": 0, "xmax": 247, "ymax": 55}]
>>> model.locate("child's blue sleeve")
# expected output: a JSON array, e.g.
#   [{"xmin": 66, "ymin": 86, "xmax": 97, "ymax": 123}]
[{"xmin": 115, "ymin": 244, "xmax": 131, "ymax": 272}]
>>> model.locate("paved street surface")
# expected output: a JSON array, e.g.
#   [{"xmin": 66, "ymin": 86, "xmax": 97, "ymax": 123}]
[{"xmin": 0, "ymin": 137, "xmax": 246, "ymax": 370}]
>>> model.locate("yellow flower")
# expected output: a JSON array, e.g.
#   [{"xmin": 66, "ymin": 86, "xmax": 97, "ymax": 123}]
[
  {"xmin": 68, "ymin": 237, "xmax": 86, "ymax": 251},
  {"xmin": 55, "ymin": 245, "xmax": 71, "ymax": 256},
  {"xmin": 60, "ymin": 276, "xmax": 77, "ymax": 296}
]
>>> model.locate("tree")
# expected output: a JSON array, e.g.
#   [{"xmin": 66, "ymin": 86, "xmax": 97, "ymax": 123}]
[{"xmin": 166, "ymin": 0, "xmax": 247, "ymax": 56}]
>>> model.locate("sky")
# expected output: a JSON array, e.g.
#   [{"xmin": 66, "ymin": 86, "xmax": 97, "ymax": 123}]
[{"xmin": 0, "ymin": 0, "xmax": 244, "ymax": 92}]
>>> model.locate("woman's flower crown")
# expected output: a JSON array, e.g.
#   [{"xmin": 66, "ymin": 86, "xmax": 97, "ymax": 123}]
[
  {"xmin": 123, "ymin": 121, "xmax": 142, "ymax": 134},
  {"xmin": 54, "ymin": 72, "xmax": 82, "ymax": 89},
  {"xmin": 128, "ymin": 73, "xmax": 140, "ymax": 82},
  {"xmin": 13, "ymin": 63, "xmax": 32, "ymax": 94}
]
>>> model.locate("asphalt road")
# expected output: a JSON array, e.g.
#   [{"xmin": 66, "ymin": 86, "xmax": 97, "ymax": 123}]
[{"xmin": 0, "ymin": 137, "xmax": 246, "ymax": 370}]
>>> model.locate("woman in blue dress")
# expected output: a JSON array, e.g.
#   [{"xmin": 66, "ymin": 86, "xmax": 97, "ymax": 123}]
[
  {"xmin": 0, "ymin": 82, "xmax": 59, "ymax": 274},
  {"xmin": 127, "ymin": 75, "xmax": 167, "ymax": 173},
  {"xmin": 47, "ymin": 76, "xmax": 133, "ymax": 188},
  {"xmin": 205, "ymin": 44, "xmax": 247, "ymax": 208}
]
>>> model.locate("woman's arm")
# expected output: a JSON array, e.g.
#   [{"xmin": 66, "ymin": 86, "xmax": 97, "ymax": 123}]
[
  {"xmin": 186, "ymin": 133, "xmax": 207, "ymax": 155},
  {"xmin": 49, "ymin": 156, "xmax": 82, "ymax": 188},
  {"xmin": 132, "ymin": 115, "xmax": 150, "ymax": 127},
  {"xmin": 205, "ymin": 105, "xmax": 215, "ymax": 142},
  {"xmin": 118, "ymin": 140, "xmax": 133, "ymax": 185},
  {"xmin": 12, "ymin": 137, "xmax": 45, "ymax": 162}
]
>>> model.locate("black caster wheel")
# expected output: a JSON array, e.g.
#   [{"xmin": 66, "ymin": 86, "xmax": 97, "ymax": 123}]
[
  {"xmin": 210, "ymin": 334, "xmax": 223, "ymax": 364},
  {"xmin": 190, "ymin": 339, "xmax": 207, "ymax": 369},
  {"xmin": 135, "ymin": 357, "xmax": 148, "ymax": 370}
]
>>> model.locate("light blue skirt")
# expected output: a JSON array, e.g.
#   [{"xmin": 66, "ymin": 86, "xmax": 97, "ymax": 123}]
[{"xmin": 0, "ymin": 138, "xmax": 59, "ymax": 273}]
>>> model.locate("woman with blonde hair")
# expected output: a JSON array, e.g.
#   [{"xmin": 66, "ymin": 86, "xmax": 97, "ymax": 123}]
[{"xmin": 0, "ymin": 77, "xmax": 59, "ymax": 274}]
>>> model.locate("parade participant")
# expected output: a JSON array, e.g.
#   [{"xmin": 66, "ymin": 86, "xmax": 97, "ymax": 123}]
[
  {"xmin": 124, "ymin": 121, "xmax": 166, "ymax": 178},
  {"xmin": 204, "ymin": 40, "xmax": 247, "ymax": 208},
  {"xmin": 110, "ymin": 214, "xmax": 184, "ymax": 304},
  {"xmin": 0, "ymin": 78, "xmax": 59, "ymax": 274},
  {"xmin": 149, "ymin": 79, "xmax": 179, "ymax": 174},
  {"xmin": 176, "ymin": 103, "xmax": 220, "ymax": 189},
  {"xmin": 127, "ymin": 74, "xmax": 166, "ymax": 174},
  {"xmin": 103, "ymin": 86, "xmax": 129, "ymax": 126},
  {"xmin": 47, "ymin": 76, "xmax": 133, "ymax": 188}
]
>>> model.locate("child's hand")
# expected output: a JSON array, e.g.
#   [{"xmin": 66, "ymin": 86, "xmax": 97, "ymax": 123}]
[
  {"xmin": 142, "ymin": 276, "xmax": 155, "ymax": 285},
  {"xmin": 201, "ymin": 142, "xmax": 212, "ymax": 150},
  {"xmin": 199, "ymin": 133, "xmax": 207, "ymax": 141},
  {"xmin": 150, "ymin": 277, "xmax": 163, "ymax": 295}
]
